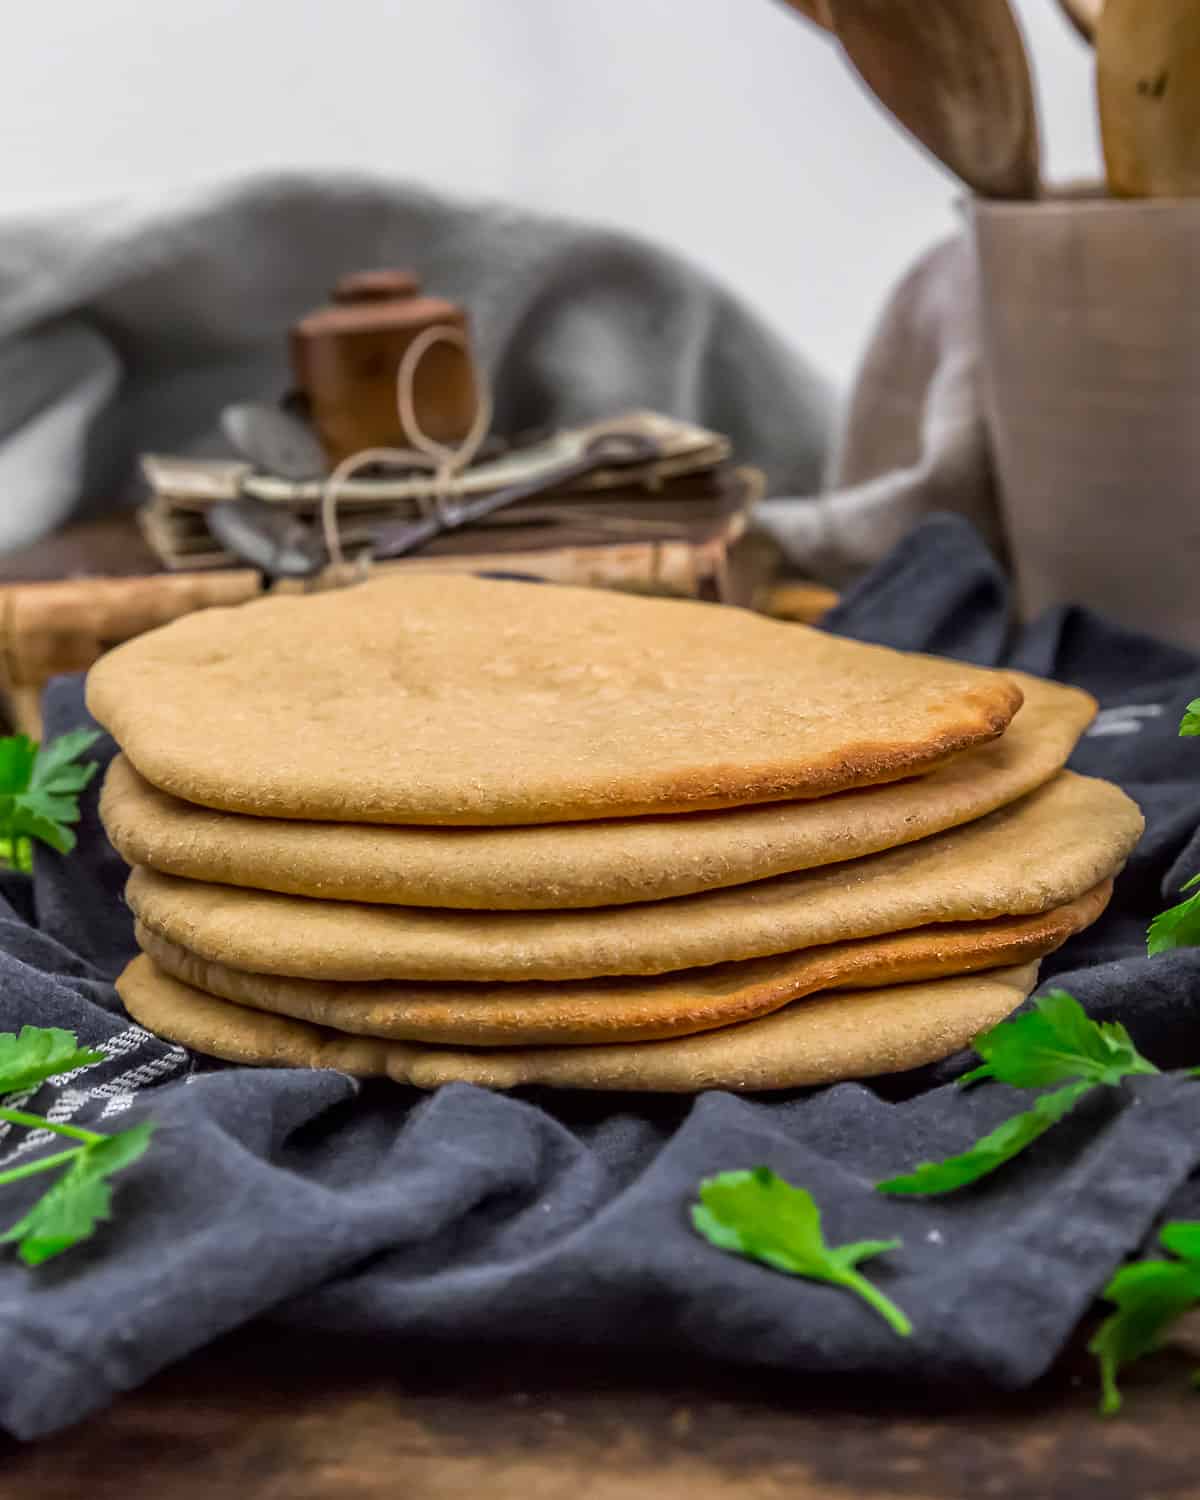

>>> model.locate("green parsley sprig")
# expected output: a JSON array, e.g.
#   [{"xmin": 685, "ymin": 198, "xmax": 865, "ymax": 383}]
[
  {"xmin": 691, "ymin": 693, "xmax": 1200, "ymax": 1414},
  {"xmin": 1148, "ymin": 872, "xmax": 1200, "ymax": 956},
  {"xmin": 692, "ymin": 1167, "xmax": 911, "ymax": 1337},
  {"xmin": 0, "ymin": 1026, "xmax": 154, "ymax": 1265},
  {"xmin": 877, "ymin": 991, "xmax": 1159, "ymax": 1197},
  {"xmin": 877, "ymin": 1080, "xmax": 1095, "ymax": 1198},
  {"xmin": 0, "ymin": 729, "xmax": 101, "ymax": 872},
  {"xmin": 1147, "ymin": 699, "xmax": 1200, "ymax": 953},
  {"xmin": 1090, "ymin": 1222, "xmax": 1200, "ymax": 1416},
  {"xmin": 691, "ymin": 992, "xmax": 1200, "ymax": 1413}
]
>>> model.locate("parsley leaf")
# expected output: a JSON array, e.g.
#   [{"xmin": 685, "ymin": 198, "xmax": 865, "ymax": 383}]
[
  {"xmin": 958, "ymin": 989, "xmax": 1158, "ymax": 1090},
  {"xmin": 877, "ymin": 1080, "xmax": 1094, "ymax": 1196},
  {"xmin": 1146, "ymin": 698, "xmax": 1200, "ymax": 947},
  {"xmin": 1089, "ymin": 1222, "xmax": 1200, "ymax": 1415},
  {"xmin": 692, "ymin": 1167, "xmax": 911, "ymax": 1337},
  {"xmin": 1148, "ymin": 882, "xmax": 1200, "ymax": 956},
  {"xmin": 0, "ymin": 1121, "xmax": 155, "ymax": 1266},
  {"xmin": 876, "ymin": 992, "xmax": 1156, "ymax": 1197},
  {"xmin": 0, "ymin": 729, "xmax": 101, "ymax": 867},
  {"xmin": 1160, "ymin": 1222, "xmax": 1200, "ymax": 1259},
  {"xmin": 28, "ymin": 728, "xmax": 104, "ymax": 796},
  {"xmin": 0, "ymin": 1026, "xmax": 103, "ymax": 1095},
  {"xmin": 0, "ymin": 1027, "xmax": 156, "ymax": 1266},
  {"xmin": 0, "ymin": 738, "xmax": 37, "ymax": 798}
]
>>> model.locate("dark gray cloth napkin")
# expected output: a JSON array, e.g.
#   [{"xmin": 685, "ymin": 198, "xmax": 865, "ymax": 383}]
[{"xmin": 2, "ymin": 512, "xmax": 1200, "ymax": 1440}]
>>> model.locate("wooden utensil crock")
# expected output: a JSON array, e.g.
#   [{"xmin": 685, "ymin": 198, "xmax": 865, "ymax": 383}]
[{"xmin": 971, "ymin": 193, "xmax": 1200, "ymax": 650}]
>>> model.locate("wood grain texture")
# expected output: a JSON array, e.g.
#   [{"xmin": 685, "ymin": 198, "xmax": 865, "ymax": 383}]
[
  {"xmin": 0, "ymin": 517, "xmax": 192, "ymax": 733},
  {"xmin": 831, "ymin": 0, "xmax": 1040, "ymax": 199},
  {"xmin": 0, "ymin": 571, "xmax": 261, "ymax": 684},
  {"xmin": 0, "ymin": 516, "xmax": 160, "ymax": 583},
  {"xmin": 778, "ymin": 0, "xmax": 835, "ymax": 32},
  {"xmin": 5, "ymin": 1324, "xmax": 1200, "ymax": 1498},
  {"xmin": 1056, "ymin": 0, "xmax": 1101, "ymax": 43},
  {"xmin": 1098, "ymin": 0, "xmax": 1200, "ymax": 197}
]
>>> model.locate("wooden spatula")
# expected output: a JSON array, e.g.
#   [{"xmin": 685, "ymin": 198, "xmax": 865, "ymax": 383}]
[
  {"xmin": 1098, "ymin": 0, "xmax": 1200, "ymax": 196},
  {"xmin": 1056, "ymin": 0, "xmax": 1102, "ymax": 44},
  {"xmin": 777, "ymin": 0, "xmax": 835, "ymax": 30},
  {"xmin": 828, "ymin": 0, "xmax": 1040, "ymax": 199}
]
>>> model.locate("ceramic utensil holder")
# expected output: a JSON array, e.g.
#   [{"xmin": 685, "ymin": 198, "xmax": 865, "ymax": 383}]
[{"xmin": 970, "ymin": 195, "xmax": 1200, "ymax": 651}]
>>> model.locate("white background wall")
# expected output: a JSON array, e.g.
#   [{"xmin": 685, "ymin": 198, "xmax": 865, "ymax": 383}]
[{"xmin": 2, "ymin": 0, "xmax": 1100, "ymax": 386}]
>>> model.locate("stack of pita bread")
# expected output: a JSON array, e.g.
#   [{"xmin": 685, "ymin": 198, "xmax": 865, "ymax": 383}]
[{"xmin": 87, "ymin": 575, "xmax": 1142, "ymax": 1093}]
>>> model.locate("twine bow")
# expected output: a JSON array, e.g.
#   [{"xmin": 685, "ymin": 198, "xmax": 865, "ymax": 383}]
[{"xmin": 318, "ymin": 324, "xmax": 493, "ymax": 569}]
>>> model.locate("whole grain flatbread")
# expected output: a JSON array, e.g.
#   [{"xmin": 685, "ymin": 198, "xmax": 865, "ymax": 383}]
[
  {"xmin": 134, "ymin": 881, "xmax": 1109, "ymax": 1044},
  {"xmin": 125, "ymin": 772, "xmax": 1141, "ymax": 981},
  {"xmin": 86, "ymin": 574, "xmax": 1022, "ymax": 826},
  {"xmin": 101, "ymin": 672, "xmax": 1094, "ymax": 909},
  {"xmin": 117, "ymin": 956, "xmax": 1041, "ymax": 1092}
]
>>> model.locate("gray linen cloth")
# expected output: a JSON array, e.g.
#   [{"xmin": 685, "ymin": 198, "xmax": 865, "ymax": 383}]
[
  {"xmin": 0, "ymin": 171, "xmax": 834, "ymax": 555},
  {"xmin": 756, "ymin": 234, "xmax": 1004, "ymax": 587}
]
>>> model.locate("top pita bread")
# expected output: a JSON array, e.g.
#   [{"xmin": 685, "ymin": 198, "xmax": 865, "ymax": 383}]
[
  {"xmin": 99, "ymin": 671, "xmax": 1094, "ymax": 909},
  {"xmin": 86, "ymin": 574, "xmax": 1022, "ymax": 825}
]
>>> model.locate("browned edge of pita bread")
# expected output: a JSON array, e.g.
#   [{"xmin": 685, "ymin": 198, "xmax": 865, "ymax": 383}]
[
  {"xmin": 98, "ymin": 672, "xmax": 1095, "ymax": 909},
  {"xmin": 116, "ymin": 957, "xmax": 1041, "ymax": 1093},
  {"xmin": 121, "ymin": 772, "xmax": 1143, "ymax": 981},
  {"xmin": 86, "ymin": 574, "xmax": 1024, "ymax": 825},
  {"xmin": 134, "ymin": 881, "xmax": 1110, "ymax": 1045}
]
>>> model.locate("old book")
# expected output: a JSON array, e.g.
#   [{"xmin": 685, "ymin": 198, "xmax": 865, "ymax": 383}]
[
  {"xmin": 142, "ymin": 410, "xmax": 730, "ymax": 511},
  {"xmin": 139, "ymin": 409, "xmax": 739, "ymax": 575}
]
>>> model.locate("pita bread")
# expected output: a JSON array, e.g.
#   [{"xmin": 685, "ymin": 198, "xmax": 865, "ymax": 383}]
[
  {"xmin": 86, "ymin": 574, "xmax": 1022, "ymax": 826},
  {"xmin": 125, "ymin": 772, "xmax": 1141, "ymax": 981},
  {"xmin": 100, "ymin": 672, "xmax": 1094, "ymax": 909},
  {"xmin": 134, "ymin": 881, "xmax": 1109, "ymax": 1044},
  {"xmin": 116, "ymin": 956, "xmax": 1041, "ymax": 1092}
]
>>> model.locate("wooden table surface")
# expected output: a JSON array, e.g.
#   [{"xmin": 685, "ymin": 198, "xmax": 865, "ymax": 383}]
[
  {"xmin": 4, "ymin": 1322, "xmax": 1200, "ymax": 1498},
  {"xmin": 1, "ymin": 517, "xmax": 1198, "ymax": 1495}
]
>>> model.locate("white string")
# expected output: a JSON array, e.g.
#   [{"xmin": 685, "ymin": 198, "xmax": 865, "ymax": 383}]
[{"xmin": 319, "ymin": 324, "xmax": 493, "ymax": 568}]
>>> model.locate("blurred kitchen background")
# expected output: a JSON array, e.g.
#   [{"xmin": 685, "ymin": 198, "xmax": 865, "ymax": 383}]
[{"xmin": 1, "ymin": 0, "xmax": 1097, "ymax": 387}]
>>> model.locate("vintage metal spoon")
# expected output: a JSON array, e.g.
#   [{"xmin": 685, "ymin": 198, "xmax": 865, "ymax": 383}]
[
  {"xmin": 206, "ymin": 430, "xmax": 662, "ymax": 579},
  {"xmin": 205, "ymin": 496, "xmax": 326, "ymax": 579},
  {"xmin": 220, "ymin": 402, "xmax": 328, "ymax": 481},
  {"xmin": 369, "ymin": 430, "xmax": 661, "ymax": 561},
  {"xmin": 827, "ymin": 0, "xmax": 1041, "ymax": 199}
]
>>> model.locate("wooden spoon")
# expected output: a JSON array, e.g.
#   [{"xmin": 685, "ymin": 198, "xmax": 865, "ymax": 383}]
[
  {"xmin": 778, "ymin": 0, "xmax": 835, "ymax": 29},
  {"xmin": 1098, "ymin": 0, "xmax": 1200, "ymax": 196},
  {"xmin": 828, "ymin": 0, "xmax": 1040, "ymax": 199},
  {"xmin": 1055, "ymin": 0, "xmax": 1102, "ymax": 44}
]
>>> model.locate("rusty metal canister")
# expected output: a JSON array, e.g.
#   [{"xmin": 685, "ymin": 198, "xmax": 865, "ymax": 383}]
[{"xmin": 290, "ymin": 270, "xmax": 480, "ymax": 464}]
